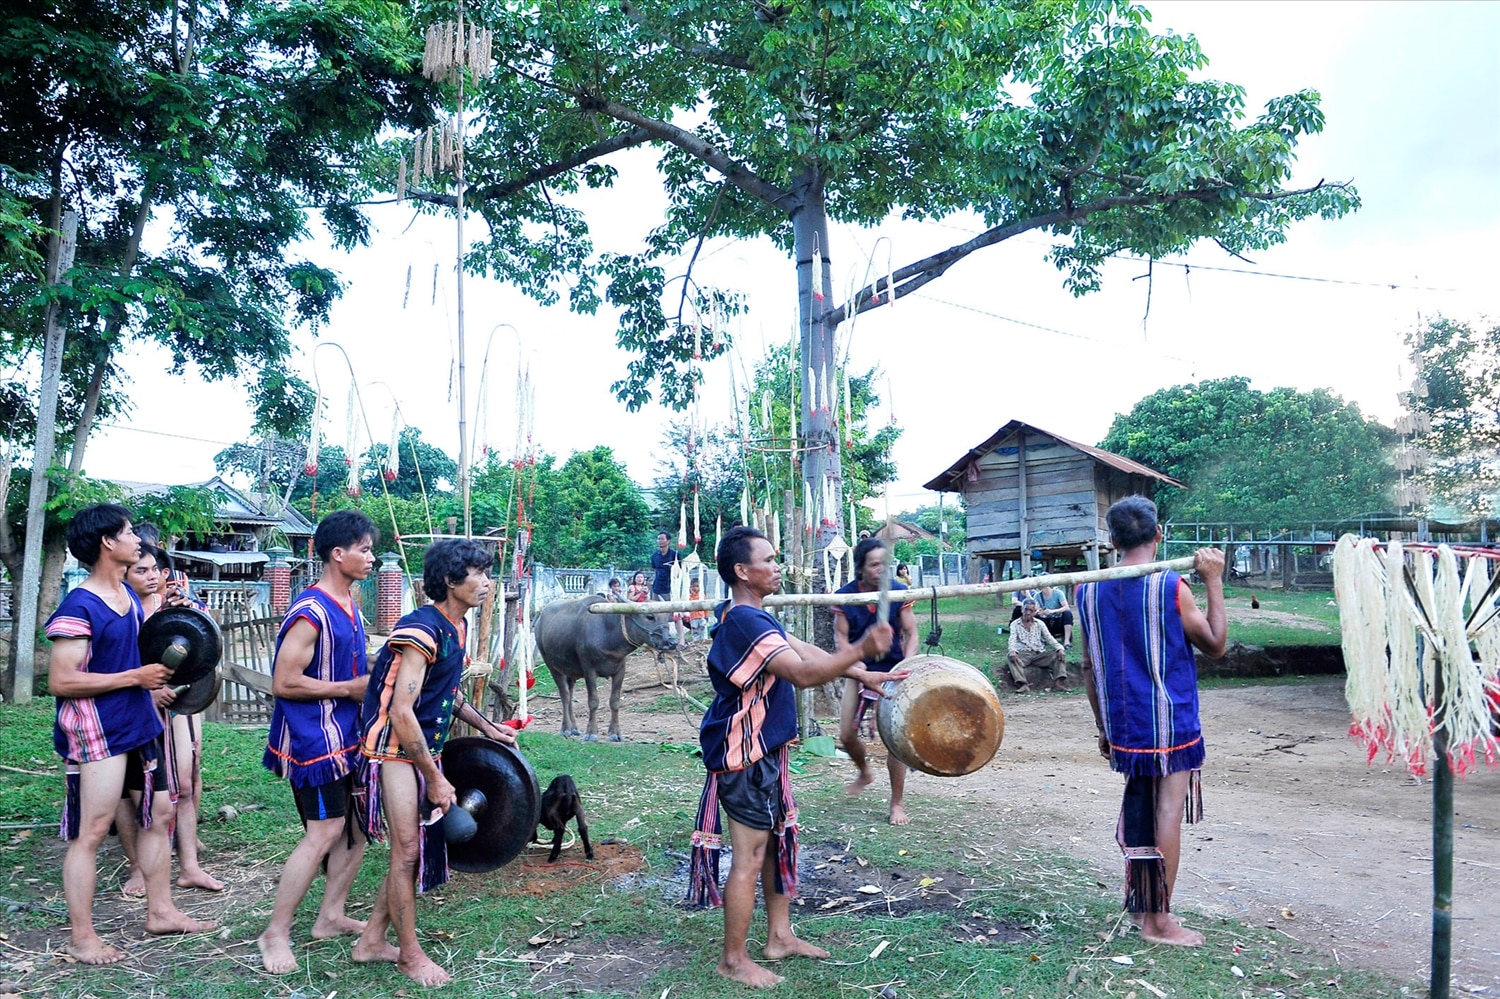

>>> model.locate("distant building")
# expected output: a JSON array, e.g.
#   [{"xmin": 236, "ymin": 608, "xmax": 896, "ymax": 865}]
[{"xmin": 923, "ymin": 420, "xmax": 1182, "ymax": 575}]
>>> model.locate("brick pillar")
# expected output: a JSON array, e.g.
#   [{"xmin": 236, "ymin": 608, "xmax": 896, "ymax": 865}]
[
  {"xmin": 377, "ymin": 552, "xmax": 404, "ymax": 633},
  {"xmin": 265, "ymin": 546, "xmax": 292, "ymax": 616}
]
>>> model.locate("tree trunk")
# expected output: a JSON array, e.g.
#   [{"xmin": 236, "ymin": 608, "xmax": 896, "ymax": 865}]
[{"xmin": 791, "ymin": 170, "xmax": 842, "ymax": 653}]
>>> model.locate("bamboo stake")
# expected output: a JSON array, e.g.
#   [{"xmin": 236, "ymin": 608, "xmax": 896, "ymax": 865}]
[
  {"xmin": 589, "ymin": 556, "xmax": 1199, "ymax": 615},
  {"xmin": 1431, "ymin": 654, "xmax": 1453, "ymax": 999}
]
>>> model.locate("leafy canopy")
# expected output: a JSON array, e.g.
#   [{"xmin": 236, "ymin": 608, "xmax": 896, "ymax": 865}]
[
  {"xmin": 1100, "ymin": 377, "xmax": 1393, "ymax": 524},
  {"xmin": 403, "ymin": 0, "xmax": 1356, "ymax": 409},
  {"xmin": 1404, "ymin": 316, "xmax": 1500, "ymax": 517}
]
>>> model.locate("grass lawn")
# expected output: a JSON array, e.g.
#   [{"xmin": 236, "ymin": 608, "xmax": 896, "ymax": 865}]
[{"xmin": 0, "ymin": 687, "xmax": 1407, "ymax": 998}]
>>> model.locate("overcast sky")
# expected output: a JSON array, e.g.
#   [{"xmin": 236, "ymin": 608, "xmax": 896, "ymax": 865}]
[{"xmin": 82, "ymin": 1, "xmax": 1499, "ymax": 518}]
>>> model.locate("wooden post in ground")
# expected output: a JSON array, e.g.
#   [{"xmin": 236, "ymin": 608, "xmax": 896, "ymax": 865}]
[{"xmin": 1431, "ymin": 656, "xmax": 1453, "ymax": 999}]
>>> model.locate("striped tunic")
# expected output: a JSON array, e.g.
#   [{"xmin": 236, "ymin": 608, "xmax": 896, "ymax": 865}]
[
  {"xmin": 1076, "ymin": 570, "xmax": 1205, "ymax": 777},
  {"xmin": 699, "ymin": 605, "xmax": 796, "ymax": 772},
  {"xmin": 47, "ymin": 586, "xmax": 161, "ymax": 763},
  {"xmin": 263, "ymin": 586, "xmax": 368, "ymax": 787},
  {"xmin": 360, "ymin": 605, "xmax": 466, "ymax": 762}
]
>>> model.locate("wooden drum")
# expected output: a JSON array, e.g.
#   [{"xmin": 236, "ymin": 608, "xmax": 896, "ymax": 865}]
[{"xmin": 876, "ymin": 655, "xmax": 1005, "ymax": 777}]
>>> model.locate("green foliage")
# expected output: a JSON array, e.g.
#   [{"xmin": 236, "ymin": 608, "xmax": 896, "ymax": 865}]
[
  {"xmin": 1099, "ymin": 377, "xmax": 1393, "ymax": 524},
  {"xmin": 418, "ymin": 1, "xmax": 1355, "ymax": 413},
  {"xmin": 1404, "ymin": 315, "xmax": 1500, "ymax": 516},
  {"xmin": 0, "ymin": 0, "xmax": 430, "ymax": 451},
  {"xmin": 735, "ymin": 341, "xmax": 900, "ymax": 518},
  {"xmin": 363, "ymin": 426, "xmax": 459, "ymax": 499},
  {"xmin": 126, "ymin": 484, "xmax": 223, "ymax": 542},
  {"xmin": 894, "ymin": 502, "xmax": 967, "ymax": 545},
  {"xmin": 650, "ymin": 422, "xmax": 748, "ymax": 543}
]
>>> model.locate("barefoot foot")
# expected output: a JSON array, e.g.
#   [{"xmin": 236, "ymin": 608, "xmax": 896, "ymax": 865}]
[
  {"xmin": 397, "ymin": 952, "xmax": 451, "ymax": 986},
  {"xmin": 122, "ymin": 871, "xmax": 146, "ymax": 897},
  {"xmin": 312, "ymin": 913, "xmax": 367, "ymax": 939},
  {"xmin": 145, "ymin": 912, "xmax": 218, "ymax": 935},
  {"xmin": 888, "ymin": 802, "xmax": 910, "ymax": 826},
  {"xmin": 763, "ymin": 934, "xmax": 830, "ymax": 961},
  {"xmin": 718, "ymin": 955, "xmax": 783, "ymax": 988},
  {"xmin": 352, "ymin": 939, "xmax": 401, "ymax": 964},
  {"xmin": 177, "ymin": 869, "xmax": 225, "ymax": 892},
  {"xmin": 257, "ymin": 932, "xmax": 298, "ymax": 974},
  {"xmin": 1140, "ymin": 917, "xmax": 1203, "ymax": 946},
  {"xmin": 844, "ymin": 768, "xmax": 874, "ymax": 797},
  {"xmin": 66, "ymin": 938, "xmax": 128, "ymax": 965}
]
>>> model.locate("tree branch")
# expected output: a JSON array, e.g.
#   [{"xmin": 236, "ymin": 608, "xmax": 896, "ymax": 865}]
[
  {"xmin": 404, "ymin": 127, "xmax": 657, "ymax": 208},
  {"xmin": 589, "ymin": 98, "xmax": 796, "ymax": 210},
  {"xmin": 828, "ymin": 179, "xmax": 1342, "ymax": 325}
]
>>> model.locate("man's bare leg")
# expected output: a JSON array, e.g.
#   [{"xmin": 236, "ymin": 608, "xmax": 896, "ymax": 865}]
[
  {"xmin": 64, "ymin": 756, "xmax": 130, "ymax": 964},
  {"xmin": 886, "ymin": 757, "xmax": 910, "ymax": 826},
  {"xmin": 258, "ymin": 814, "xmax": 350, "ymax": 973},
  {"xmin": 170, "ymin": 715, "xmax": 222, "ymax": 892},
  {"xmin": 1139, "ymin": 770, "xmax": 1202, "ymax": 946},
  {"xmin": 350, "ymin": 878, "xmax": 397, "ymax": 963},
  {"xmin": 312, "ymin": 828, "xmax": 369, "ymax": 938},
  {"xmin": 840, "ymin": 679, "xmax": 873, "ymax": 796},
  {"xmin": 115, "ymin": 798, "xmax": 145, "ymax": 896},
  {"xmin": 369, "ymin": 760, "xmax": 449, "ymax": 986},
  {"xmin": 137, "ymin": 787, "xmax": 217, "ymax": 936},
  {"xmin": 717, "ymin": 818, "xmax": 781, "ymax": 988},
  {"xmin": 761, "ymin": 841, "xmax": 827, "ymax": 962}
]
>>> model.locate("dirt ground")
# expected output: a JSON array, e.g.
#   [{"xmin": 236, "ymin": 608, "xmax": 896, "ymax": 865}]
[{"xmin": 533, "ymin": 649, "xmax": 1500, "ymax": 994}]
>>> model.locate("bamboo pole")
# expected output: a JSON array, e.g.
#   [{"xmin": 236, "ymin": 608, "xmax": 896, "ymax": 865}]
[
  {"xmin": 1430, "ymin": 655, "xmax": 1453, "ymax": 999},
  {"xmin": 589, "ymin": 556, "xmax": 1199, "ymax": 615}
]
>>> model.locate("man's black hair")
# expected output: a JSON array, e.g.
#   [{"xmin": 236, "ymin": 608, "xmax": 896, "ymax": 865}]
[
  {"xmin": 313, "ymin": 510, "xmax": 379, "ymax": 563},
  {"xmin": 716, "ymin": 525, "xmax": 768, "ymax": 589},
  {"xmin": 135, "ymin": 522, "xmax": 161, "ymax": 546},
  {"xmin": 423, "ymin": 539, "xmax": 494, "ymax": 602},
  {"xmin": 138, "ymin": 543, "xmax": 172, "ymax": 572},
  {"xmin": 66, "ymin": 503, "xmax": 135, "ymax": 566},
  {"xmin": 1106, "ymin": 495, "xmax": 1160, "ymax": 552},
  {"xmin": 852, "ymin": 537, "xmax": 888, "ymax": 575}
]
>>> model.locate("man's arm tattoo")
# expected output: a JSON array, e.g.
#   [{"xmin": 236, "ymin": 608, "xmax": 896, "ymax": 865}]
[{"xmin": 406, "ymin": 679, "xmax": 419, "ymax": 693}]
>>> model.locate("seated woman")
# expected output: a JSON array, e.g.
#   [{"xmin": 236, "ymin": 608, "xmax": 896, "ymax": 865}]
[
  {"xmin": 117, "ymin": 544, "xmax": 223, "ymax": 894},
  {"xmin": 626, "ymin": 571, "xmax": 650, "ymax": 602}
]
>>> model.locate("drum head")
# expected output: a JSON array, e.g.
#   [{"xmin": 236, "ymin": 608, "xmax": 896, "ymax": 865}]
[
  {"xmin": 139, "ymin": 606, "xmax": 223, "ymax": 686},
  {"xmin": 443, "ymin": 737, "xmax": 541, "ymax": 873}
]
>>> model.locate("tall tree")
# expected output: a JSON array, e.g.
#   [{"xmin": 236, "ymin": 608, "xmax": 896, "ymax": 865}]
[
  {"xmin": 1100, "ymin": 378, "xmax": 1393, "ymax": 524},
  {"xmin": 1403, "ymin": 316, "xmax": 1500, "ymax": 517},
  {"xmin": 0, "ymin": 0, "xmax": 429, "ymax": 693},
  {"xmin": 398, "ymin": 0, "xmax": 1356, "ymax": 570}
]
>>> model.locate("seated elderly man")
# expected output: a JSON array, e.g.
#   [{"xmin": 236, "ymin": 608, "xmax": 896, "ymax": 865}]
[
  {"xmin": 1006, "ymin": 598, "xmax": 1067, "ymax": 693},
  {"xmin": 1035, "ymin": 583, "xmax": 1075, "ymax": 649}
]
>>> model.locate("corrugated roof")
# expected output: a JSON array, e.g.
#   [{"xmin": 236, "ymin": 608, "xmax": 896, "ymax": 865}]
[{"xmin": 921, "ymin": 420, "xmax": 1184, "ymax": 492}]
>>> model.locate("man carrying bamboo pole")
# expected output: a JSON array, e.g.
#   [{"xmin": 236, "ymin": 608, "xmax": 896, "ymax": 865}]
[{"xmin": 1076, "ymin": 496, "xmax": 1227, "ymax": 946}]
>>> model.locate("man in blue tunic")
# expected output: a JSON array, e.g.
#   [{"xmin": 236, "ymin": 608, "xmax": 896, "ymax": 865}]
[
  {"xmin": 258, "ymin": 511, "xmax": 379, "ymax": 974},
  {"xmin": 47, "ymin": 504, "xmax": 216, "ymax": 964},
  {"xmin": 354, "ymin": 538, "xmax": 517, "ymax": 987},
  {"xmin": 688, "ymin": 526, "xmax": 904, "ymax": 989},
  {"xmin": 1077, "ymin": 496, "xmax": 1227, "ymax": 946},
  {"xmin": 831, "ymin": 538, "xmax": 919, "ymax": 824}
]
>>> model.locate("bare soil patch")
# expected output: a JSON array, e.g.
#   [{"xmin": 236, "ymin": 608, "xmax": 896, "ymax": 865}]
[
  {"xmin": 510, "ymin": 937, "xmax": 687, "ymax": 995},
  {"xmin": 531, "ymin": 654, "xmax": 1500, "ymax": 993},
  {"xmin": 500, "ymin": 841, "xmax": 648, "ymax": 898}
]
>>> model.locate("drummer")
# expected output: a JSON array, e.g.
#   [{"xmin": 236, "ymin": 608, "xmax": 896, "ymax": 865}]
[
  {"xmin": 353, "ymin": 539, "xmax": 517, "ymax": 987},
  {"xmin": 831, "ymin": 538, "xmax": 919, "ymax": 825},
  {"xmin": 116, "ymin": 543, "xmax": 223, "ymax": 896},
  {"xmin": 46, "ymin": 504, "xmax": 217, "ymax": 964},
  {"xmin": 687, "ymin": 526, "xmax": 902, "ymax": 989}
]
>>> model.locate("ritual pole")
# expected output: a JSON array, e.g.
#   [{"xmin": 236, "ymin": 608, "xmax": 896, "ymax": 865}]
[{"xmin": 1431, "ymin": 656, "xmax": 1452, "ymax": 999}]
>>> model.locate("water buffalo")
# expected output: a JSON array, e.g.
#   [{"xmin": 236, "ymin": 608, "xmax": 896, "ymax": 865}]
[{"xmin": 534, "ymin": 595, "xmax": 677, "ymax": 741}]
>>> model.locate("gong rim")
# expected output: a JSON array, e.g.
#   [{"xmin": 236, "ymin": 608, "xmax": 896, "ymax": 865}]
[{"xmin": 138, "ymin": 606, "xmax": 224, "ymax": 686}]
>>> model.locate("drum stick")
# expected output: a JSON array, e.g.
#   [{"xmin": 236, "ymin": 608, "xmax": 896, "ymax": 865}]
[{"xmin": 592, "ymin": 555, "xmax": 1200, "ymax": 614}]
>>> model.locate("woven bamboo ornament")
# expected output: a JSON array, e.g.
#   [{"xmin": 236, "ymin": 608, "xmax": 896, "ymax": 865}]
[
  {"xmin": 384, "ymin": 412, "xmax": 401, "ymax": 482},
  {"xmin": 1334, "ymin": 536, "xmax": 1500, "ymax": 775},
  {"xmin": 304, "ymin": 390, "xmax": 322, "ymax": 476},
  {"xmin": 678, "ymin": 500, "xmax": 688, "ymax": 549}
]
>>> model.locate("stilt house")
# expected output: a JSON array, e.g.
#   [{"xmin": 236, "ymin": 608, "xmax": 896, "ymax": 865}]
[{"xmin": 922, "ymin": 420, "xmax": 1183, "ymax": 575}]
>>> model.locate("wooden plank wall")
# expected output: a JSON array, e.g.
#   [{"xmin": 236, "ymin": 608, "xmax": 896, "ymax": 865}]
[{"xmin": 964, "ymin": 431, "xmax": 1103, "ymax": 551}]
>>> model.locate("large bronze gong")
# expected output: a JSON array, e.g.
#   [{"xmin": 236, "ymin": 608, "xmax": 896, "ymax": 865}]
[
  {"xmin": 441, "ymin": 737, "xmax": 542, "ymax": 873},
  {"xmin": 876, "ymin": 655, "xmax": 1005, "ymax": 777}
]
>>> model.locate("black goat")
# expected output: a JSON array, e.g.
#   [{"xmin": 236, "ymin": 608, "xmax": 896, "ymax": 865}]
[{"xmin": 535, "ymin": 774, "xmax": 593, "ymax": 863}]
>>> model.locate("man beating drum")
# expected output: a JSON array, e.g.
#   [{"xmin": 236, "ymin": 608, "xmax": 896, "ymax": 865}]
[{"xmin": 832, "ymin": 538, "xmax": 920, "ymax": 825}]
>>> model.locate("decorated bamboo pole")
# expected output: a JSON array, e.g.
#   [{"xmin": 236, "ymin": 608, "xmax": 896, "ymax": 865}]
[
  {"xmin": 590, "ymin": 556, "xmax": 1199, "ymax": 615},
  {"xmin": 1431, "ymin": 656, "xmax": 1453, "ymax": 999}
]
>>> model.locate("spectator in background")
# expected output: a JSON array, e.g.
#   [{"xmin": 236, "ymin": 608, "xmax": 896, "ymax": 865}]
[
  {"xmin": 605, "ymin": 578, "xmax": 624, "ymax": 601},
  {"xmin": 627, "ymin": 572, "xmax": 650, "ymax": 603},
  {"xmin": 1036, "ymin": 583, "xmax": 1075, "ymax": 649},
  {"xmin": 651, "ymin": 531, "xmax": 682, "ymax": 642}
]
